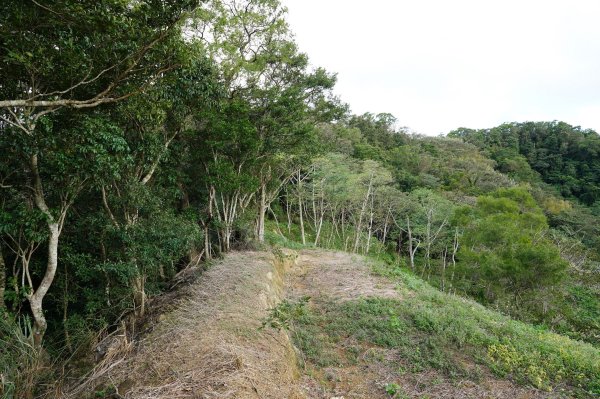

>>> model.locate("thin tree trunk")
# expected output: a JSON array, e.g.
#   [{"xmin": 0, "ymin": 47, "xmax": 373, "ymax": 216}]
[
  {"xmin": 297, "ymin": 171, "xmax": 306, "ymax": 245},
  {"xmin": 327, "ymin": 207, "xmax": 338, "ymax": 248},
  {"xmin": 314, "ymin": 193, "xmax": 325, "ymax": 246},
  {"xmin": 450, "ymin": 228, "xmax": 459, "ymax": 292},
  {"xmin": 341, "ymin": 208, "xmax": 346, "ymax": 241},
  {"xmin": 29, "ymin": 222, "xmax": 59, "ymax": 347},
  {"xmin": 29, "ymin": 154, "xmax": 62, "ymax": 347},
  {"xmin": 406, "ymin": 216, "xmax": 421, "ymax": 272},
  {"xmin": 366, "ymin": 191, "xmax": 375, "ymax": 254},
  {"xmin": 100, "ymin": 240, "xmax": 111, "ymax": 306},
  {"xmin": 407, "ymin": 217, "xmax": 415, "ymax": 271},
  {"xmin": 311, "ymin": 180, "xmax": 317, "ymax": 229},
  {"xmin": 382, "ymin": 208, "xmax": 390, "ymax": 246},
  {"xmin": 180, "ymin": 185, "xmax": 200, "ymax": 263},
  {"xmin": 353, "ymin": 175, "xmax": 373, "ymax": 253},
  {"xmin": 397, "ymin": 230, "xmax": 402, "ymax": 256},
  {"xmin": 63, "ymin": 262, "xmax": 72, "ymax": 352},
  {"xmin": 441, "ymin": 247, "xmax": 448, "ymax": 292},
  {"xmin": 422, "ymin": 210, "xmax": 432, "ymax": 278},
  {"xmin": 204, "ymin": 185, "xmax": 215, "ymax": 260},
  {"xmin": 314, "ymin": 211, "xmax": 324, "ymax": 246},
  {"xmin": 285, "ymin": 186, "xmax": 292, "ymax": 234},
  {"xmin": 268, "ymin": 205, "xmax": 285, "ymax": 238},
  {"xmin": 204, "ymin": 222, "xmax": 211, "ymax": 260},
  {"xmin": 257, "ymin": 182, "xmax": 267, "ymax": 242},
  {"xmin": 0, "ymin": 245, "xmax": 5, "ymax": 310},
  {"xmin": 132, "ymin": 272, "xmax": 146, "ymax": 317}
]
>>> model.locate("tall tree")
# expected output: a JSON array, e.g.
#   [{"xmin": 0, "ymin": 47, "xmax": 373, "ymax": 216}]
[{"xmin": 0, "ymin": 0, "xmax": 207, "ymax": 345}]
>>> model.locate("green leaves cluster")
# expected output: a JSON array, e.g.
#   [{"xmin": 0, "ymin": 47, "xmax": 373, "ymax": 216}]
[{"xmin": 455, "ymin": 187, "xmax": 568, "ymax": 309}]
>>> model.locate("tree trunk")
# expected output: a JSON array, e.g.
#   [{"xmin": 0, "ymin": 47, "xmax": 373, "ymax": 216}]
[
  {"xmin": 62, "ymin": 262, "xmax": 72, "ymax": 352},
  {"xmin": 203, "ymin": 185, "xmax": 215, "ymax": 260},
  {"xmin": 406, "ymin": 217, "xmax": 421, "ymax": 272},
  {"xmin": 132, "ymin": 272, "xmax": 146, "ymax": 318},
  {"xmin": 382, "ymin": 209, "xmax": 390, "ymax": 246},
  {"xmin": 29, "ymin": 222, "xmax": 59, "ymax": 347},
  {"xmin": 268, "ymin": 206, "xmax": 285, "ymax": 238},
  {"xmin": 314, "ymin": 193, "xmax": 325, "ymax": 246},
  {"xmin": 450, "ymin": 228, "xmax": 459, "ymax": 293},
  {"xmin": 397, "ymin": 230, "xmax": 402, "ymax": 256},
  {"xmin": 285, "ymin": 187, "xmax": 292, "ymax": 234},
  {"xmin": 29, "ymin": 154, "xmax": 62, "ymax": 347},
  {"xmin": 0, "ymin": 245, "xmax": 5, "ymax": 310},
  {"xmin": 180, "ymin": 185, "xmax": 201, "ymax": 263},
  {"xmin": 341, "ymin": 208, "xmax": 346, "ymax": 241},
  {"xmin": 297, "ymin": 171, "xmax": 306, "ymax": 245},
  {"xmin": 423, "ymin": 210, "xmax": 432, "ymax": 278},
  {"xmin": 314, "ymin": 211, "xmax": 324, "ymax": 246},
  {"xmin": 353, "ymin": 175, "xmax": 373, "ymax": 253},
  {"xmin": 203, "ymin": 222, "xmax": 212, "ymax": 260},
  {"xmin": 407, "ymin": 217, "xmax": 415, "ymax": 271},
  {"xmin": 257, "ymin": 182, "xmax": 267, "ymax": 243},
  {"xmin": 441, "ymin": 247, "xmax": 448, "ymax": 292},
  {"xmin": 366, "ymin": 192, "xmax": 375, "ymax": 254}
]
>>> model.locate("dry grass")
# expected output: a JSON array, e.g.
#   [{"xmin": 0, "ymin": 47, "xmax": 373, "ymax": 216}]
[
  {"xmin": 288, "ymin": 250, "xmax": 400, "ymax": 302},
  {"xmin": 67, "ymin": 251, "xmax": 304, "ymax": 399}
]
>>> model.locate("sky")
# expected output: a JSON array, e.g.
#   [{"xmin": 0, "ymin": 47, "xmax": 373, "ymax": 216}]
[{"xmin": 283, "ymin": 0, "xmax": 600, "ymax": 135}]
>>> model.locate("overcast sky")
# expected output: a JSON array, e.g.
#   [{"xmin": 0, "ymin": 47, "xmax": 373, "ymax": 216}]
[{"xmin": 284, "ymin": 0, "xmax": 600, "ymax": 135}]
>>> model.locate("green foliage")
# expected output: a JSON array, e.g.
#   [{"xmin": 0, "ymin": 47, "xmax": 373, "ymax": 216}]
[
  {"xmin": 1, "ymin": 0, "xmax": 199, "ymax": 108},
  {"xmin": 1, "ymin": 0, "xmax": 599, "ymax": 396},
  {"xmin": 371, "ymin": 263, "xmax": 599, "ymax": 395},
  {"xmin": 260, "ymin": 296, "xmax": 310, "ymax": 331},
  {"xmin": 455, "ymin": 187, "xmax": 568, "ymax": 310},
  {"xmin": 450, "ymin": 121, "xmax": 600, "ymax": 205},
  {"xmin": 384, "ymin": 382, "xmax": 406, "ymax": 398}
]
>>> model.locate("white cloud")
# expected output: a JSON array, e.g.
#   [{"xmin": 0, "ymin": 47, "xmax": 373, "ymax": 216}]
[{"xmin": 284, "ymin": 0, "xmax": 600, "ymax": 135}]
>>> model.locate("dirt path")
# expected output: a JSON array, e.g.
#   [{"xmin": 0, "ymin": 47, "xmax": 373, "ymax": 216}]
[
  {"xmin": 71, "ymin": 251, "xmax": 303, "ymax": 399},
  {"xmin": 286, "ymin": 249, "xmax": 406, "ymax": 399},
  {"xmin": 287, "ymin": 250, "xmax": 400, "ymax": 302}
]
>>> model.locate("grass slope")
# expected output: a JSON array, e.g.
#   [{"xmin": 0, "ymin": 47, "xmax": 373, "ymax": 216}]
[{"xmin": 280, "ymin": 250, "xmax": 600, "ymax": 398}]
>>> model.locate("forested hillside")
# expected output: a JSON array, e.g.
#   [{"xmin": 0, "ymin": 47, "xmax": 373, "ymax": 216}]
[{"xmin": 0, "ymin": 1, "xmax": 599, "ymax": 398}]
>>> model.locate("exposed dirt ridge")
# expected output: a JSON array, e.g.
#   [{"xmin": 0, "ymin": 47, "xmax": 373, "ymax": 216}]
[{"xmin": 72, "ymin": 251, "xmax": 302, "ymax": 399}]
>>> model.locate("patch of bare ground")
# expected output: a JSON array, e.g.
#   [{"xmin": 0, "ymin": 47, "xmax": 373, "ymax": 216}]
[
  {"xmin": 68, "ymin": 251, "xmax": 304, "ymax": 399},
  {"xmin": 287, "ymin": 249, "xmax": 400, "ymax": 301},
  {"xmin": 288, "ymin": 249, "xmax": 559, "ymax": 399}
]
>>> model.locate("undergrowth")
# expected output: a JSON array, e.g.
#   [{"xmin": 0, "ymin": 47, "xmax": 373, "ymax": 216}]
[{"xmin": 373, "ymin": 261, "xmax": 600, "ymax": 396}]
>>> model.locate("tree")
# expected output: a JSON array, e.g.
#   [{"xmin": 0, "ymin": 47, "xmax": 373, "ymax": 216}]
[
  {"xmin": 0, "ymin": 0, "xmax": 209, "ymax": 345},
  {"xmin": 203, "ymin": 0, "xmax": 341, "ymax": 241},
  {"xmin": 1, "ymin": 0, "xmax": 199, "ymax": 116},
  {"xmin": 0, "ymin": 112, "xmax": 130, "ymax": 345},
  {"xmin": 456, "ymin": 187, "xmax": 568, "ymax": 309}
]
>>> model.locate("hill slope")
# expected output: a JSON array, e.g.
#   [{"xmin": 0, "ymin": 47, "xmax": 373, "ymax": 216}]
[{"xmin": 73, "ymin": 250, "xmax": 600, "ymax": 398}]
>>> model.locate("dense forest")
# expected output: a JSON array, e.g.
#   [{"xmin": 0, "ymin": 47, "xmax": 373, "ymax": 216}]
[{"xmin": 0, "ymin": 1, "xmax": 599, "ymax": 397}]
